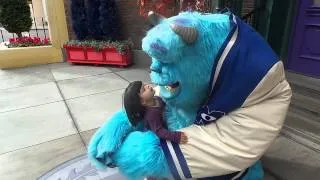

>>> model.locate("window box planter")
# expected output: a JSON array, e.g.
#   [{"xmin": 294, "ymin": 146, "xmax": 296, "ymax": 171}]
[
  {"xmin": 64, "ymin": 46, "xmax": 87, "ymax": 61},
  {"xmin": 103, "ymin": 47, "xmax": 132, "ymax": 66},
  {"xmin": 87, "ymin": 48, "xmax": 105, "ymax": 62},
  {"xmin": 64, "ymin": 45, "xmax": 132, "ymax": 67}
]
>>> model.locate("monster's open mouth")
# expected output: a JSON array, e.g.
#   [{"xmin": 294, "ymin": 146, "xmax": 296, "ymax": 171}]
[
  {"xmin": 160, "ymin": 81, "xmax": 181, "ymax": 99},
  {"xmin": 164, "ymin": 82, "xmax": 180, "ymax": 92}
]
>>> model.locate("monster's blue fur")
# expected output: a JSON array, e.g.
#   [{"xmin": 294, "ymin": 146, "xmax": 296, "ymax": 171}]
[
  {"xmin": 243, "ymin": 161, "xmax": 264, "ymax": 180},
  {"xmin": 88, "ymin": 109, "xmax": 134, "ymax": 169}
]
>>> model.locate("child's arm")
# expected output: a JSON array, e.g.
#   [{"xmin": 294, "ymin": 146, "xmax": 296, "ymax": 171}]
[{"xmin": 145, "ymin": 109, "xmax": 186, "ymax": 144}]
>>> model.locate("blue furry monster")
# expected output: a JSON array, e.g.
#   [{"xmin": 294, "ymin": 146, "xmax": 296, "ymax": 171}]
[{"xmin": 88, "ymin": 10, "xmax": 291, "ymax": 180}]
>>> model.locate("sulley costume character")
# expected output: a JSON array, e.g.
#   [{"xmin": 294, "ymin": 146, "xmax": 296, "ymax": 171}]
[{"xmin": 88, "ymin": 10, "xmax": 292, "ymax": 180}]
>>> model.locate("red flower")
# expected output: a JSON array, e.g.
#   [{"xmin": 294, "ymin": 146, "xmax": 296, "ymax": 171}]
[
  {"xmin": 9, "ymin": 38, "xmax": 16, "ymax": 43},
  {"xmin": 16, "ymin": 38, "xmax": 22, "ymax": 43},
  {"xmin": 26, "ymin": 37, "xmax": 33, "ymax": 43},
  {"xmin": 33, "ymin": 37, "xmax": 41, "ymax": 44},
  {"xmin": 43, "ymin": 38, "xmax": 50, "ymax": 44},
  {"xmin": 17, "ymin": 37, "xmax": 32, "ymax": 43}
]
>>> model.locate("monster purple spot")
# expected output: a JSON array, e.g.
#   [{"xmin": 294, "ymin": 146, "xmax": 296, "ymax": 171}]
[
  {"xmin": 173, "ymin": 18, "xmax": 192, "ymax": 26},
  {"xmin": 150, "ymin": 42, "xmax": 168, "ymax": 54}
]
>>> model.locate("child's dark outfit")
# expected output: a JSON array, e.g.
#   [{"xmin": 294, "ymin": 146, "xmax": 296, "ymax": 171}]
[
  {"xmin": 143, "ymin": 96, "xmax": 181, "ymax": 143},
  {"xmin": 123, "ymin": 81, "xmax": 181, "ymax": 143}
]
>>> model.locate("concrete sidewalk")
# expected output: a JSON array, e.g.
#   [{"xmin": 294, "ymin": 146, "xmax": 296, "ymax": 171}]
[{"xmin": 0, "ymin": 62, "xmax": 150, "ymax": 179}]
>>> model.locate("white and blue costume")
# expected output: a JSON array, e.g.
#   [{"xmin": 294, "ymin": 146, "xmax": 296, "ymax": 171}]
[{"xmin": 160, "ymin": 14, "xmax": 291, "ymax": 179}]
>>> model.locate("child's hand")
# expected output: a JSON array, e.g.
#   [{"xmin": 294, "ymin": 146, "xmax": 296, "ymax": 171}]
[{"xmin": 180, "ymin": 132, "xmax": 188, "ymax": 144}]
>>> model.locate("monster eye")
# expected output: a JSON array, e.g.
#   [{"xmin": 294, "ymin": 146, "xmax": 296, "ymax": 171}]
[{"xmin": 201, "ymin": 113, "xmax": 217, "ymax": 122}]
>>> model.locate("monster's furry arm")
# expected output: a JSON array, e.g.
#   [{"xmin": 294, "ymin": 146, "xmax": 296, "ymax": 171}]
[{"xmin": 87, "ymin": 109, "xmax": 136, "ymax": 169}]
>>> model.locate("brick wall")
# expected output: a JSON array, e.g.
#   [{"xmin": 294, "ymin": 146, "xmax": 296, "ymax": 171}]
[
  {"xmin": 63, "ymin": 0, "xmax": 149, "ymax": 49},
  {"xmin": 116, "ymin": 0, "xmax": 149, "ymax": 49}
]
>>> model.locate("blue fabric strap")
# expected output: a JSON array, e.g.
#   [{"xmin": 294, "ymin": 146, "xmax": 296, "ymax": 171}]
[{"xmin": 160, "ymin": 140, "xmax": 192, "ymax": 179}]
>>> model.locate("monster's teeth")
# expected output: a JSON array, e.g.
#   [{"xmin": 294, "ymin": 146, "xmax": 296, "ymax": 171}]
[{"xmin": 165, "ymin": 85, "xmax": 176, "ymax": 92}]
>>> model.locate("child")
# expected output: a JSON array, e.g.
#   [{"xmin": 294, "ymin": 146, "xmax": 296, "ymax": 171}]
[{"xmin": 123, "ymin": 81, "xmax": 188, "ymax": 144}]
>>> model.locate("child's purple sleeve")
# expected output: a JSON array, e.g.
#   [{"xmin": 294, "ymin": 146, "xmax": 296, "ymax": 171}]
[{"xmin": 144, "ymin": 108, "xmax": 181, "ymax": 144}]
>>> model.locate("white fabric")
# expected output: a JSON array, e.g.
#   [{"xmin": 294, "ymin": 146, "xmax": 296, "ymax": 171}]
[{"xmin": 178, "ymin": 61, "xmax": 292, "ymax": 178}]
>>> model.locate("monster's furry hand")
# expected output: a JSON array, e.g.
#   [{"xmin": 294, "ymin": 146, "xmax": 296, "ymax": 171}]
[
  {"xmin": 88, "ymin": 109, "xmax": 134, "ymax": 169},
  {"xmin": 112, "ymin": 131, "xmax": 170, "ymax": 179}
]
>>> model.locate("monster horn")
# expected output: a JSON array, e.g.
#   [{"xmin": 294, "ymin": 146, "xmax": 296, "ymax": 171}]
[
  {"xmin": 148, "ymin": 11, "xmax": 166, "ymax": 26},
  {"xmin": 170, "ymin": 24, "xmax": 198, "ymax": 44}
]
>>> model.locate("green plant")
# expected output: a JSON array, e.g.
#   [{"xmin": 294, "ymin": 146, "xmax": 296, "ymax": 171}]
[
  {"xmin": 71, "ymin": 0, "xmax": 88, "ymax": 40},
  {"xmin": 87, "ymin": 0, "xmax": 103, "ymax": 40},
  {"xmin": 0, "ymin": 0, "xmax": 32, "ymax": 37},
  {"xmin": 100, "ymin": 0, "xmax": 120, "ymax": 40},
  {"xmin": 110, "ymin": 39, "xmax": 134, "ymax": 53}
]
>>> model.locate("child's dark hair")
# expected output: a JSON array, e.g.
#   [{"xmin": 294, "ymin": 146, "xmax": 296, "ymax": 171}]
[{"xmin": 123, "ymin": 81, "xmax": 145, "ymax": 126}]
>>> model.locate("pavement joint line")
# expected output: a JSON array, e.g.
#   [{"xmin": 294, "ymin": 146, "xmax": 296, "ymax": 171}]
[
  {"xmin": 0, "ymin": 81, "xmax": 125, "ymax": 114},
  {"xmin": 0, "ymin": 100, "xmax": 64, "ymax": 114},
  {"xmin": 54, "ymin": 80, "xmax": 87, "ymax": 148},
  {"xmin": 0, "ymin": 133, "xmax": 81, "ymax": 156},
  {"xmin": 0, "ymin": 80, "xmax": 54, "ymax": 91},
  {"xmin": 53, "ymin": 71, "xmax": 114, "ymax": 82},
  {"xmin": 113, "ymin": 72, "xmax": 134, "ymax": 83},
  {"xmin": 62, "ymin": 88, "xmax": 126, "ymax": 101}
]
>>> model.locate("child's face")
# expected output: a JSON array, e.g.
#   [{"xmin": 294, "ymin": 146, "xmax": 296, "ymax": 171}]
[{"xmin": 140, "ymin": 84, "xmax": 155, "ymax": 103}]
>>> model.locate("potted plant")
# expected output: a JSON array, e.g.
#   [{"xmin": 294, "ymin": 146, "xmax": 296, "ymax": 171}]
[
  {"xmin": 103, "ymin": 40, "xmax": 133, "ymax": 66},
  {"xmin": 63, "ymin": 39, "xmax": 133, "ymax": 66}
]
